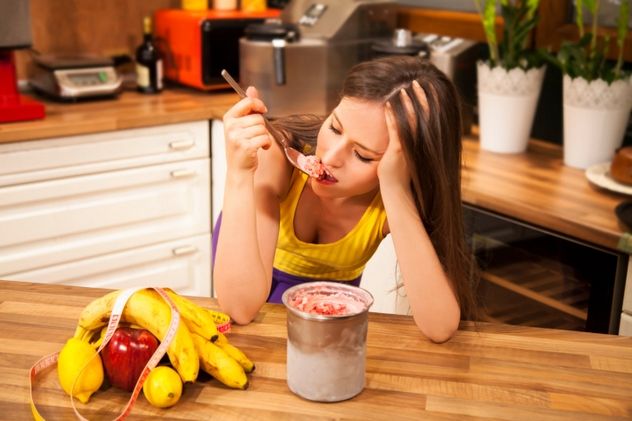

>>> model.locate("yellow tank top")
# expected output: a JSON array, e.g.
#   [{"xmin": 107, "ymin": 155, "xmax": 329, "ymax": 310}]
[{"xmin": 273, "ymin": 171, "xmax": 387, "ymax": 281}]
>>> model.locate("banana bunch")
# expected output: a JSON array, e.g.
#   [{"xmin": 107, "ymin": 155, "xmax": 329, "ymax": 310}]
[{"xmin": 73, "ymin": 288, "xmax": 255, "ymax": 391}]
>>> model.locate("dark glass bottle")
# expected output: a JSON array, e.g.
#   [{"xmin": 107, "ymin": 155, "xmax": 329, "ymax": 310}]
[{"xmin": 135, "ymin": 16, "xmax": 163, "ymax": 94}]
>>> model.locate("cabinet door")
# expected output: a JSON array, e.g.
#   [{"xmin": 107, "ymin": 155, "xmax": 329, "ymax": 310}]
[
  {"xmin": 0, "ymin": 159, "xmax": 210, "ymax": 275},
  {"xmin": 0, "ymin": 121, "xmax": 209, "ymax": 187},
  {"xmin": 619, "ymin": 313, "xmax": 632, "ymax": 336},
  {"xmin": 211, "ymin": 119, "xmax": 226, "ymax": 228},
  {"xmin": 362, "ymin": 236, "xmax": 405, "ymax": 314},
  {"xmin": 3, "ymin": 234, "xmax": 211, "ymax": 297}
]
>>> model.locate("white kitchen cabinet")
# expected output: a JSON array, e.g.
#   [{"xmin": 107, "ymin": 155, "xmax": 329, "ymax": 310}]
[
  {"xmin": 0, "ymin": 121, "xmax": 212, "ymax": 297},
  {"xmin": 8, "ymin": 234, "xmax": 211, "ymax": 297},
  {"xmin": 211, "ymin": 119, "xmax": 226, "ymax": 229},
  {"xmin": 620, "ymin": 312, "xmax": 632, "ymax": 336}
]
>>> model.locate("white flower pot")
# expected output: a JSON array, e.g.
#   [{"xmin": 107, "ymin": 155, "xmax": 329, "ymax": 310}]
[
  {"xmin": 477, "ymin": 62, "xmax": 545, "ymax": 154},
  {"xmin": 563, "ymin": 75, "xmax": 632, "ymax": 169}
]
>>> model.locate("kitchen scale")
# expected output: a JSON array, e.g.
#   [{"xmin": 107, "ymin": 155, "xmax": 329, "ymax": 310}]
[{"xmin": 29, "ymin": 54, "xmax": 122, "ymax": 100}]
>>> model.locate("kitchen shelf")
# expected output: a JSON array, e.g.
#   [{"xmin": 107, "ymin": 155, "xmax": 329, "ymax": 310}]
[{"xmin": 476, "ymin": 241, "xmax": 591, "ymax": 331}]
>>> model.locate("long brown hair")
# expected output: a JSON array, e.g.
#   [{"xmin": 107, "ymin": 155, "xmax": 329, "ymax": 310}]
[{"xmin": 272, "ymin": 55, "xmax": 479, "ymax": 321}]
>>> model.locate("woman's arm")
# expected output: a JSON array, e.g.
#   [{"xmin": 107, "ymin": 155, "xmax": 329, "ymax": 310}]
[
  {"xmin": 214, "ymin": 88, "xmax": 291, "ymax": 324},
  {"xmin": 379, "ymin": 99, "xmax": 460, "ymax": 343},
  {"xmin": 380, "ymin": 184, "xmax": 461, "ymax": 343}
]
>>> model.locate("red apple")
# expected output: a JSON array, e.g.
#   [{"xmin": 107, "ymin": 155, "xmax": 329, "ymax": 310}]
[{"xmin": 101, "ymin": 327, "xmax": 159, "ymax": 392}]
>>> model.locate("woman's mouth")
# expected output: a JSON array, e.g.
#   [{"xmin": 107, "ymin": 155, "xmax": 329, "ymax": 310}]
[
  {"xmin": 299, "ymin": 154, "xmax": 338, "ymax": 183},
  {"xmin": 317, "ymin": 164, "xmax": 337, "ymax": 184}
]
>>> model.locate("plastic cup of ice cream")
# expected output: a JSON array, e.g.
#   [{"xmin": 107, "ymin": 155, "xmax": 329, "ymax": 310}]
[{"xmin": 281, "ymin": 281, "xmax": 374, "ymax": 402}]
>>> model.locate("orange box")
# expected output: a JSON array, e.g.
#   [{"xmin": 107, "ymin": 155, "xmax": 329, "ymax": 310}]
[{"xmin": 154, "ymin": 8, "xmax": 280, "ymax": 90}]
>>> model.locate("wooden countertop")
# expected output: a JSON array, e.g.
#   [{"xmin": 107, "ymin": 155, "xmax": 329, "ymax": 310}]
[
  {"xmin": 0, "ymin": 88, "xmax": 627, "ymax": 252},
  {"xmin": 462, "ymin": 131, "xmax": 627, "ymax": 252},
  {"xmin": 3, "ymin": 280, "xmax": 632, "ymax": 419},
  {"xmin": 0, "ymin": 87, "xmax": 239, "ymax": 144}
]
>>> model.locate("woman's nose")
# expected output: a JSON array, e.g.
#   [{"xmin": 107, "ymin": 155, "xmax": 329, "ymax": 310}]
[{"xmin": 321, "ymin": 142, "xmax": 345, "ymax": 168}]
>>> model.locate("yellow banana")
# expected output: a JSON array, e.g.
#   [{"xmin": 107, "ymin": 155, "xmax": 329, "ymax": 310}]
[
  {"xmin": 191, "ymin": 334, "xmax": 248, "ymax": 390},
  {"xmin": 164, "ymin": 289, "xmax": 219, "ymax": 342},
  {"xmin": 74, "ymin": 290, "xmax": 121, "ymax": 340},
  {"xmin": 74, "ymin": 289, "xmax": 199, "ymax": 383},
  {"xmin": 88, "ymin": 326, "xmax": 108, "ymax": 349},
  {"xmin": 215, "ymin": 333, "xmax": 255, "ymax": 373}
]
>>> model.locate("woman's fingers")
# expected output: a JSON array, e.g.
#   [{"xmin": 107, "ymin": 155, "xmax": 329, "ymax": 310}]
[
  {"xmin": 412, "ymin": 80, "xmax": 429, "ymax": 119},
  {"xmin": 384, "ymin": 101, "xmax": 402, "ymax": 151},
  {"xmin": 245, "ymin": 85, "xmax": 259, "ymax": 99},
  {"xmin": 399, "ymin": 87, "xmax": 417, "ymax": 134},
  {"xmin": 224, "ymin": 94, "xmax": 268, "ymax": 119}
]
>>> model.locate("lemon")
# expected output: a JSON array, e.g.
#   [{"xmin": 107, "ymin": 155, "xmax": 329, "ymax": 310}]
[
  {"xmin": 57, "ymin": 337, "xmax": 104, "ymax": 404},
  {"xmin": 143, "ymin": 366, "xmax": 183, "ymax": 408}
]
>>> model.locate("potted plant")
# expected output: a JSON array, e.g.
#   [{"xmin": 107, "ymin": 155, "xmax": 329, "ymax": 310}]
[
  {"xmin": 474, "ymin": 0, "xmax": 546, "ymax": 154},
  {"xmin": 546, "ymin": 0, "xmax": 631, "ymax": 169}
]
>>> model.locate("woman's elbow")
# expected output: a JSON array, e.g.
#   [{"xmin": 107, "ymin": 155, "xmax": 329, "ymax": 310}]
[
  {"xmin": 415, "ymin": 313, "xmax": 460, "ymax": 343},
  {"xmin": 230, "ymin": 311, "xmax": 256, "ymax": 325},
  {"xmin": 424, "ymin": 324, "xmax": 458, "ymax": 343},
  {"xmin": 217, "ymin": 298, "xmax": 260, "ymax": 326}
]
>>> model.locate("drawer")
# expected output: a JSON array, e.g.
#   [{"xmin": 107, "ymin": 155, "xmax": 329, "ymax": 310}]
[
  {"xmin": 3, "ymin": 234, "xmax": 211, "ymax": 297},
  {"xmin": 619, "ymin": 312, "xmax": 632, "ymax": 336},
  {"xmin": 0, "ymin": 159, "xmax": 210, "ymax": 275},
  {"xmin": 0, "ymin": 121, "xmax": 209, "ymax": 187}
]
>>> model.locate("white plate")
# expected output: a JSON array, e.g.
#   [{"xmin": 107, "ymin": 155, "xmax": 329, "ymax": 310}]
[{"xmin": 585, "ymin": 162, "xmax": 632, "ymax": 196}]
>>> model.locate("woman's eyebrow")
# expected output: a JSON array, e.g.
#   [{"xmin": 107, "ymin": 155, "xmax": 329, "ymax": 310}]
[{"xmin": 332, "ymin": 111, "xmax": 383, "ymax": 156}]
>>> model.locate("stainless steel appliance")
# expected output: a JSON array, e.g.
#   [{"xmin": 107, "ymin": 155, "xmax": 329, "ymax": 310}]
[
  {"xmin": 29, "ymin": 55, "xmax": 122, "ymax": 100},
  {"xmin": 239, "ymin": 0, "xmax": 397, "ymax": 117},
  {"xmin": 422, "ymin": 33, "xmax": 479, "ymax": 134},
  {"xmin": 369, "ymin": 30, "xmax": 479, "ymax": 133}
]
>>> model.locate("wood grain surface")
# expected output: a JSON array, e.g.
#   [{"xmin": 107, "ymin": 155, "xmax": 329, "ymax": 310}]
[
  {"xmin": 0, "ymin": 88, "xmax": 238, "ymax": 143},
  {"xmin": 1, "ymin": 280, "xmax": 632, "ymax": 420},
  {"xmin": 462, "ymin": 131, "xmax": 626, "ymax": 252}
]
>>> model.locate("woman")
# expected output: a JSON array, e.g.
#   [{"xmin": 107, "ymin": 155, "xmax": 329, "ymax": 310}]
[{"xmin": 213, "ymin": 55, "xmax": 478, "ymax": 343}]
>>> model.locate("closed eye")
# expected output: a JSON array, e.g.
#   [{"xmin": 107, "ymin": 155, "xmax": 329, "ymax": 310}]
[
  {"xmin": 354, "ymin": 150, "xmax": 373, "ymax": 163},
  {"xmin": 330, "ymin": 121, "xmax": 374, "ymax": 163}
]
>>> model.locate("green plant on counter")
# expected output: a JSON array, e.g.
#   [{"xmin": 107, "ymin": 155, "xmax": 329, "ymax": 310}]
[
  {"xmin": 546, "ymin": 0, "xmax": 630, "ymax": 83},
  {"xmin": 474, "ymin": 0, "xmax": 543, "ymax": 69}
]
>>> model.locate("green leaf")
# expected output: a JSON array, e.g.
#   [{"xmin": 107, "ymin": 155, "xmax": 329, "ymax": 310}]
[
  {"xmin": 575, "ymin": 0, "xmax": 584, "ymax": 36},
  {"xmin": 614, "ymin": 0, "xmax": 629, "ymax": 77},
  {"xmin": 583, "ymin": 0, "xmax": 598, "ymax": 15},
  {"xmin": 616, "ymin": 0, "xmax": 630, "ymax": 46},
  {"xmin": 526, "ymin": 0, "xmax": 539, "ymax": 19}
]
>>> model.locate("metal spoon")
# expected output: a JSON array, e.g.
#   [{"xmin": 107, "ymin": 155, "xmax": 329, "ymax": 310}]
[{"xmin": 220, "ymin": 69, "xmax": 332, "ymax": 181}]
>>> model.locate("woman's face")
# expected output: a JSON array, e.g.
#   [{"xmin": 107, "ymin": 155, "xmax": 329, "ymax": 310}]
[{"xmin": 312, "ymin": 97, "xmax": 389, "ymax": 198}]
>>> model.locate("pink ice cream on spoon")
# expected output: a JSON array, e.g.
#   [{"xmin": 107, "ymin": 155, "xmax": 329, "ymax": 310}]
[{"xmin": 296, "ymin": 155, "xmax": 337, "ymax": 182}]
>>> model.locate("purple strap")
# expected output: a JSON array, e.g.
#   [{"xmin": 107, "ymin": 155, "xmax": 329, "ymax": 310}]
[{"xmin": 212, "ymin": 212, "xmax": 361, "ymax": 303}]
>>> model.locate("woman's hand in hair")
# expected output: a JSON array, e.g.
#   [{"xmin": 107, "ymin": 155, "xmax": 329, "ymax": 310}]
[
  {"xmin": 378, "ymin": 98, "xmax": 411, "ymax": 189},
  {"xmin": 222, "ymin": 86, "xmax": 273, "ymax": 174}
]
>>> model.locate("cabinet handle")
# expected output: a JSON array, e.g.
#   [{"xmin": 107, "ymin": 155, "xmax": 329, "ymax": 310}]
[
  {"xmin": 169, "ymin": 140, "xmax": 196, "ymax": 151},
  {"xmin": 172, "ymin": 245, "xmax": 199, "ymax": 256},
  {"xmin": 170, "ymin": 169, "xmax": 198, "ymax": 178}
]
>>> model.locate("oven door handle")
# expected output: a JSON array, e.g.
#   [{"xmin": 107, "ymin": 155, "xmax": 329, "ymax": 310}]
[{"xmin": 272, "ymin": 38, "xmax": 286, "ymax": 86}]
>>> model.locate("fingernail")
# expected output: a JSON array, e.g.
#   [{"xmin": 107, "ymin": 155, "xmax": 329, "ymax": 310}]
[
  {"xmin": 413, "ymin": 80, "xmax": 421, "ymax": 88},
  {"xmin": 400, "ymin": 88, "xmax": 407, "ymax": 96}
]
